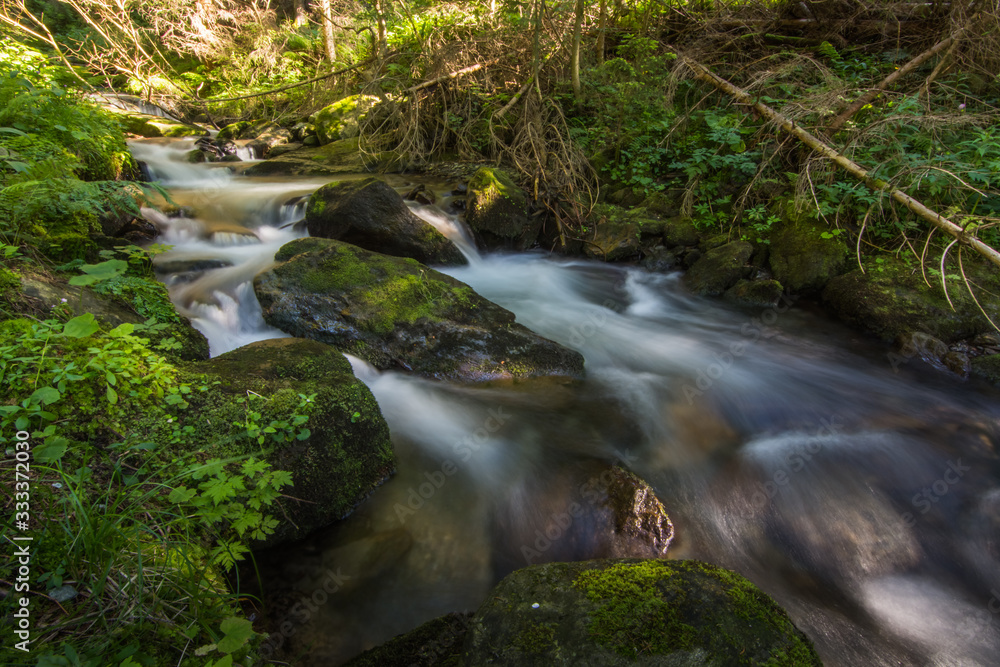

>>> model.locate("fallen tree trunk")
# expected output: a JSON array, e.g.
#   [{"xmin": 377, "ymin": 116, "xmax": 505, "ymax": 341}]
[
  {"xmin": 405, "ymin": 63, "xmax": 484, "ymax": 94},
  {"xmin": 827, "ymin": 32, "xmax": 962, "ymax": 132},
  {"xmin": 667, "ymin": 46, "xmax": 1000, "ymax": 270}
]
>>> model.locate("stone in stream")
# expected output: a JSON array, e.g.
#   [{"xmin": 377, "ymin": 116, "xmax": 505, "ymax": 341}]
[
  {"xmin": 490, "ymin": 463, "xmax": 674, "ymax": 579},
  {"xmin": 346, "ymin": 560, "xmax": 821, "ymax": 666},
  {"xmin": 254, "ymin": 237, "xmax": 585, "ymax": 384},
  {"xmin": 766, "ymin": 220, "xmax": 849, "ymax": 292},
  {"xmin": 682, "ymin": 240, "xmax": 754, "ymax": 296},
  {"xmin": 305, "ymin": 177, "xmax": 465, "ymax": 266},
  {"xmin": 242, "ymin": 136, "xmax": 401, "ymax": 177},
  {"xmin": 184, "ymin": 337, "xmax": 393, "ymax": 547},
  {"xmin": 465, "ymin": 167, "xmax": 539, "ymax": 251}
]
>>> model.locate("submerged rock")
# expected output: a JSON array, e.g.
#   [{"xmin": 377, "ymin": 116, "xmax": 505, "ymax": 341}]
[
  {"xmin": 305, "ymin": 177, "xmax": 464, "ymax": 266},
  {"xmin": 464, "ymin": 559, "xmax": 822, "ymax": 666},
  {"xmin": 683, "ymin": 241, "xmax": 754, "ymax": 296},
  {"xmin": 465, "ymin": 167, "xmax": 538, "ymax": 251},
  {"xmin": 343, "ymin": 612, "xmax": 472, "ymax": 667},
  {"xmin": 254, "ymin": 237, "xmax": 585, "ymax": 383},
  {"xmin": 187, "ymin": 338, "xmax": 394, "ymax": 546}
]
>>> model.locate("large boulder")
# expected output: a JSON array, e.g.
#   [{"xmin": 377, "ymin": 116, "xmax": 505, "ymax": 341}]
[
  {"xmin": 311, "ymin": 94, "xmax": 380, "ymax": 145},
  {"xmin": 465, "ymin": 167, "xmax": 538, "ymax": 251},
  {"xmin": 185, "ymin": 338, "xmax": 394, "ymax": 546},
  {"xmin": 253, "ymin": 237, "xmax": 586, "ymax": 383},
  {"xmin": 822, "ymin": 257, "xmax": 1000, "ymax": 343},
  {"xmin": 767, "ymin": 222, "xmax": 848, "ymax": 292},
  {"xmin": 682, "ymin": 241, "xmax": 754, "ymax": 296},
  {"xmin": 464, "ymin": 559, "xmax": 822, "ymax": 666},
  {"xmin": 305, "ymin": 177, "xmax": 464, "ymax": 266},
  {"xmin": 115, "ymin": 111, "xmax": 207, "ymax": 138}
]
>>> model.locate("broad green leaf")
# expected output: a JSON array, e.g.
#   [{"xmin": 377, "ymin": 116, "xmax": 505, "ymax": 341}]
[
  {"xmin": 217, "ymin": 617, "xmax": 253, "ymax": 654},
  {"xmin": 63, "ymin": 314, "xmax": 99, "ymax": 339},
  {"xmin": 29, "ymin": 386, "xmax": 61, "ymax": 405},
  {"xmin": 34, "ymin": 436, "xmax": 69, "ymax": 463},
  {"xmin": 108, "ymin": 323, "xmax": 134, "ymax": 338},
  {"xmin": 167, "ymin": 486, "xmax": 197, "ymax": 503},
  {"xmin": 106, "ymin": 386, "xmax": 118, "ymax": 404}
]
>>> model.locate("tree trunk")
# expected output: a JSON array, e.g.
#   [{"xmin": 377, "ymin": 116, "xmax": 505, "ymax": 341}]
[
  {"xmin": 595, "ymin": 0, "xmax": 607, "ymax": 63},
  {"xmin": 320, "ymin": 0, "xmax": 336, "ymax": 63},
  {"xmin": 293, "ymin": 0, "xmax": 307, "ymax": 27},
  {"xmin": 374, "ymin": 0, "xmax": 388, "ymax": 61},
  {"xmin": 571, "ymin": 0, "xmax": 584, "ymax": 107}
]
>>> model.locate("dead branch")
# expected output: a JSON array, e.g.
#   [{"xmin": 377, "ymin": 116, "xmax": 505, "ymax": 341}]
[
  {"xmin": 198, "ymin": 60, "xmax": 370, "ymax": 104},
  {"xmin": 404, "ymin": 63, "xmax": 484, "ymax": 94},
  {"xmin": 828, "ymin": 31, "xmax": 964, "ymax": 132},
  {"xmin": 669, "ymin": 45, "xmax": 1000, "ymax": 271}
]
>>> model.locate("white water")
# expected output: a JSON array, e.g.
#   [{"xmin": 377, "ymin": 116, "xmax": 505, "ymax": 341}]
[{"xmin": 134, "ymin": 138, "xmax": 1000, "ymax": 666}]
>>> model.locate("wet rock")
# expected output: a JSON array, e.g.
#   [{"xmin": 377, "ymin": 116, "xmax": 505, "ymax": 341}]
[
  {"xmin": 311, "ymin": 94, "xmax": 380, "ymax": 145},
  {"xmin": 682, "ymin": 241, "xmax": 754, "ymax": 296},
  {"xmin": 490, "ymin": 463, "xmax": 674, "ymax": 578},
  {"xmin": 972, "ymin": 354, "xmax": 1000, "ymax": 385},
  {"xmin": 404, "ymin": 183, "xmax": 436, "ymax": 206},
  {"xmin": 465, "ymin": 167, "xmax": 538, "ymax": 251},
  {"xmin": 302, "ymin": 134, "xmax": 320, "ymax": 146},
  {"xmin": 582, "ymin": 218, "xmax": 640, "ymax": 262},
  {"xmin": 187, "ymin": 338, "xmax": 394, "ymax": 546},
  {"xmin": 464, "ymin": 559, "xmax": 822, "ymax": 666},
  {"xmin": 640, "ymin": 246, "xmax": 677, "ymax": 273},
  {"xmin": 305, "ymin": 177, "xmax": 464, "ymax": 266},
  {"xmin": 254, "ymin": 237, "xmax": 586, "ymax": 384},
  {"xmin": 113, "ymin": 111, "xmax": 207, "ymax": 138},
  {"xmin": 217, "ymin": 120, "xmax": 268, "ymax": 142},
  {"xmin": 943, "ymin": 351, "xmax": 971, "ymax": 379},
  {"xmin": 242, "ymin": 136, "xmax": 401, "ymax": 177},
  {"xmin": 896, "ymin": 331, "xmax": 950, "ymax": 365},
  {"xmin": 724, "ymin": 278, "xmax": 784, "ymax": 307},
  {"xmin": 767, "ymin": 222, "xmax": 848, "ymax": 292},
  {"xmin": 153, "ymin": 257, "xmax": 233, "ymax": 274},
  {"xmin": 266, "ymin": 143, "xmax": 303, "ymax": 158},
  {"xmin": 822, "ymin": 257, "xmax": 1000, "ymax": 343},
  {"xmin": 639, "ymin": 190, "xmax": 683, "ymax": 218},
  {"xmin": 660, "ymin": 216, "xmax": 700, "ymax": 248},
  {"xmin": 185, "ymin": 148, "xmax": 212, "ymax": 163},
  {"xmin": 246, "ymin": 124, "xmax": 293, "ymax": 159},
  {"xmin": 343, "ymin": 612, "xmax": 472, "ymax": 667}
]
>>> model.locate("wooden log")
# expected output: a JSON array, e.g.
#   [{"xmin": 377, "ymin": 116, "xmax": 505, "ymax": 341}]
[{"xmin": 667, "ymin": 45, "xmax": 1000, "ymax": 270}]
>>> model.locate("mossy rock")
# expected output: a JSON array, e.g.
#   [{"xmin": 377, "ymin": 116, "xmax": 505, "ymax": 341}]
[
  {"xmin": 217, "ymin": 120, "xmax": 269, "ymax": 142},
  {"xmin": 971, "ymin": 354, "xmax": 1000, "ymax": 385},
  {"xmin": 115, "ymin": 111, "xmax": 207, "ymax": 138},
  {"xmin": 466, "ymin": 167, "xmax": 537, "ymax": 251},
  {"xmin": 464, "ymin": 559, "xmax": 821, "ymax": 666},
  {"xmin": 660, "ymin": 216, "xmax": 701, "ymax": 249},
  {"xmin": 583, "ymin": 219, "xmax": 640, "ymax": 262},
  {"xmin": 185, "ymin": 337, "xmax": 394, "ymax": 546},
  {"xmin": 311, "ymin": 94, "xmax": 380, "ymax": 145},
  {"xmin": 242, "ymin": 136, "xmax": 402, "ymax": 177},
  {"xmin": 683, "ymin": 241, "xmax": 754, "ymax": 297},
  {"xmin": 305, "ymin": 177, "xmax": 464, "ymax": 266},
  {"xmin": 767, "ymin": 222, "xmax": 848, "ymax": 292},
  {"xmin": 343, "ymin": 612, "xmax": 472, "ymax": 667},
  {"xmin": 253, "ymin": 237, "xmax": 585, "ymax": 383},
  {"xmin": 822, "ymin": 257, "xmax": 1000, "ymax": 343},
  {"xmin": 724, "ymin": 279, "xmax": 784, "ymax": 308},
  {"xmin": 639, "ymin": 191, "xmax": 684, "ymax": 219}
]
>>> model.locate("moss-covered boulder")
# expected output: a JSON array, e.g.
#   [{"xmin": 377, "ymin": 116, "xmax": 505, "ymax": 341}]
[
  {"xmin": 972, "ymin": 354, "xmax": 1000, "ymax": 385},
  {"xmin": 242, "ymin": 137, "xmax": 402, "ymax": 177},
  {"xmin": 311, "ymin": 95, "xmax": 380, "ymax": 145},
  {"xmin": 582, "ymin": 219, "xmax": 640, "ymax": 262},
  {"xmin": 661, "ymin": 216, "xmax": 701, "ymax": 249},
  {"xmin": 465, "ymin": 167, "xmax": 537, "ymax": 251},
  {"xmin": 18, "ymin": 275, "xmax": 208, "ymax": 361},
  {"xmin": 767, "ymin": 222, "xmax": 848, "ymax": 292},
  {"xmin": 305, "ymin": 177, "xmax": 464, "ymax": 266},
  {"xmin": 724, "ymin": 279, "xmax": 784, "ymax": 308},
  {"xmin": 253, "ymin": 237, "xmax": 585, "ymax": 383},
  {"xmin": 186, "ymin": 337, "xmax": 393, "ymax": 546},
  {"xmin": 464, "ymin": 559, "xmax": 821, "ymax": 666},
  {"xmin": 217, "ymin": 120, "xmax": 269, "ymax": 142},
  {"xmin": 822, "ymin": 257, "xmax": 1000, "ymax": 343},
  {"xmin": 114, "ymin": 111, "xmax": 207, "ymax": 138},
  {"xmin": 683, "ymin": 241, "xmax": 754, "ymax": 296},
  {"xmin": 343, "ymin": 612, "xmax": 472, "ymax": 667}
]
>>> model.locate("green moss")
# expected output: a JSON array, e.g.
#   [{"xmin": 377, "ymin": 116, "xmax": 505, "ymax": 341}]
[
  {"xmin": 573, "ymin": 560, "xmax": 699, "ymax": 658},
  {"xmin": 513, "ymin": 621, "xmax": 557, "ymax": 655},
  {"xmin": 0, "ymin": 266, "xmax": 19, "ymax": 300},
  {"xmin": 972, "ymin": 354, "xmax": 1000, "ymax": 385}
]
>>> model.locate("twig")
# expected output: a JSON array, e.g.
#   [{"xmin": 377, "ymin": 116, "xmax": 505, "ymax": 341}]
[
  {"xmin": 404, "ymin": 63, "xmax": 485, "ymax": 94},
  {"xmin": 197, "ymin": 60, "xmax": 371, "ymax": 104}
]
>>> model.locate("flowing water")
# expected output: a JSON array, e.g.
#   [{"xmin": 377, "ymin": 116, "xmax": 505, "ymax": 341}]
[{"xmin": 134, "ymin": 138, "xmax": 1000, "ymax": 666}]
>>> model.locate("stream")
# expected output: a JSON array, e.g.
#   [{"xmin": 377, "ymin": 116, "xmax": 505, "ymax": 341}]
[{"xmin": 131, "ymin": 138, "xmax": 1000, "ymax": 666}]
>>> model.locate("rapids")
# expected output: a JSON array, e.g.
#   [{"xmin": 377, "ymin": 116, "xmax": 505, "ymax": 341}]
[{"xmin": 134, "ymin": 137, "xmax": 1000, "ymax": 666}]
